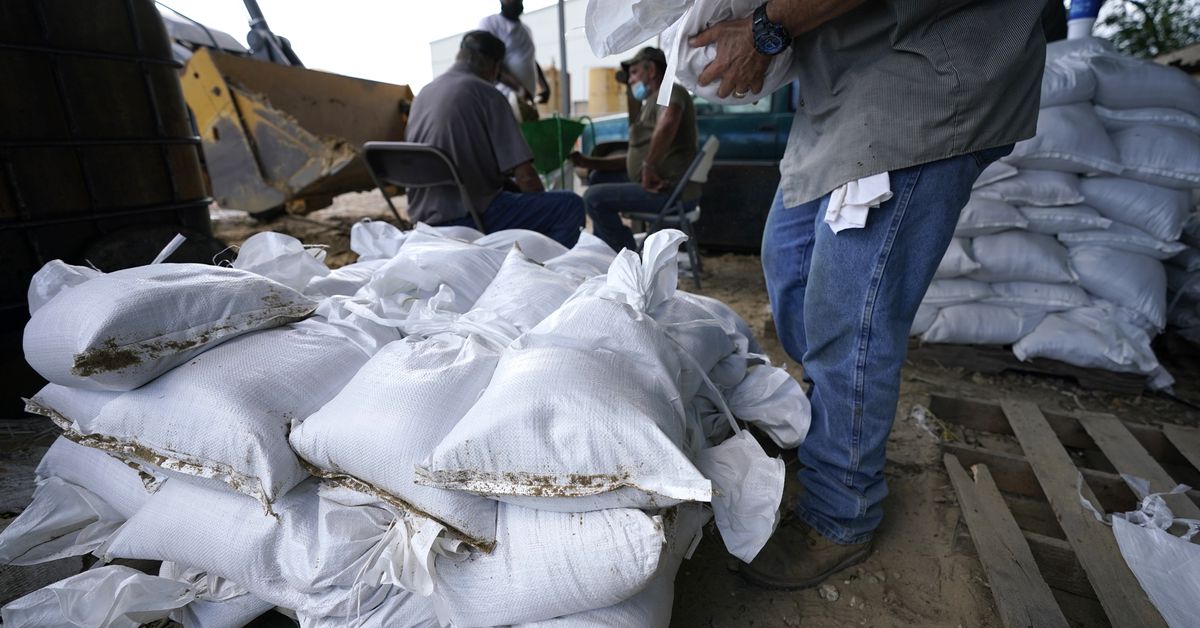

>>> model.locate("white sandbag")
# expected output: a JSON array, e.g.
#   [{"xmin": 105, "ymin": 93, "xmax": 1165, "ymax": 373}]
[
  {"xmin": 1070, "ymin": 246, "xmax": 1167, "ymax": 329},
  {"xmin": 26, "ymin": 261, "xmax": 100, "ymax": 315},
  {"xmin": 158, "ymin": 562, "xmax": 274, "ymax": 628},
  {"xmin": 954, "ymin": 196, "xmax": 1028, "ymax": 237},
  {"xmin": 518, "ymin": 503, "xmax": 709, "ymax": 628},
  {"xmin": 104, "ymin": 479, "xmax": 394, "ymax": 619},
  {"xmin": 969, "ymin": 231, "xmax": 1075, "ymax": 284},
  {"xmin": 983, "ymin": 281, "xmax": 1091, "ymax": 311},
  {"xmin": 1013, "ymin": 304, "xmax": 1164, "ymax": 378},
  {"xmin": 297, "ymin": 587, "xmax": 438, "ymax": 628},
  {"xmin": 1080, "ymin": 177, "xmax": 1192, "ymax": 242},
  {"xmin": 1095, "ymin": 105, "xmax": 1200, "ymax": 135},
  {"xmin": 474, "ymin": 229, "xmax": 569, "ymax": 263},
  {"xmin": 433, "ymin": 504, "xmax": 665, "ymax": 627},
  {"xmin": 232, "ymin": 231, "xmax": 330, "ymax": 293},
  {"xmin": 911, "ymin": 304, "xmax": 938, "ymax": 336},
  {"xmin": 1041, "ymin": 49, "xmax": 1095, "ymax": 107},
  {"xmin": 305, "ymin": 259, "xmax": 388, "ymax": 298},
  {"xmin": 1058, "ymin": 223, "xmax": 1187, "ymax": 260},
  {"xmin": 724, "ymin": 363, "xmax": 810, "ymax": 449},
  {"xmin": 1019, "ymin": 204, "xmax": 1112, "ymax": 235},
  {"xmin": 25, "ymin": 384, "xmax": 119, "ymax": 431},
  {"xmin": 466, "ymin": 247, "xmax": 583, "ymax": 337},
  {"xmin": 73, "ymin": 300, "xmax": 394, "ymax": 508},
  {"xmin": 920, "ymin": 304, "xmax": 1044, "ymax": 345},
  {"xmin": 1167, "ymin": 265, "xmax": 1200, "ymax": 301},
  {"xmin": 544, "ymin": 231, "xmax": 618, "ymax": 280},
  {"xmin": 645, "ymin": 289, "xmax": 749, "ymax": 391},
  {"xmin": 972, "ymin": 160, "xmax": 1019, "ymax": 189},
  {"xmin": 1111, "ymin": 505, "xmax": 1200, "ymax": 628},
  {"xmin": 289, "ymin": 334, "xmax": 501, "ymax": 548},
  {"xmin": 1110, "ymin": 125, "xmax": 1200, "ymax": 190},
  {"xmin": 23, "ymin": 263, "xmax": 317, "ymax": 391},
  {"xmin": 935, "ymin": 238, "xmax": 981, "ymax": 279},
  {"xmin": 350, "ymin": 220, "xmax": 407, "ymax": 262},
  {"xmin": 426, "ymin": 224, "xmax": 484, "ymax": 243},
  {"xmin": 419, "ymin": 232, "xmax": 712, "ymax": 512},
  {"xmin": 694, "ymin": 430, "xmax": 782, "ymax": 562},
  {"xmin": 665, "ymin": 0, "xmax": 798, "ymax": 104},
  {"xmin": 356, "ymin": 230, "xmax": 505, "ymax": 318},
  {"xmin": 922, "ymin": 279, "xmax": 995, "ymax": 307},
  {"xmin": 584, "ymin": 0, "xmax": 692, "ymax": 57},
  {"xmin": 0, "ymin": 565, "xmax": 194, "ymax": 628},
  {"xmin": 1170, "ymin": 247, "xmax": 1200, "ymax": 273},
  {"xmin": 973, "ymin": 169, "xmax": 1086, "ymax": 207},
  {"xmin": 1005, "ymin": 103, "xmax": 1123, "ymax": 174},
  {"xmin": 1090, "ymin": 54, "xmax": 1200, "ymax": 118},
  {"xmin": 0, "ymin": 437, "xmax": 150, "ymax": 565}
]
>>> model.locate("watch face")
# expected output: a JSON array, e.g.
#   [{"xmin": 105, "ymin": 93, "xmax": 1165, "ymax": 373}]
[{"xmin": 755, "ymin": 31, "xmax": 786, "ymax": 55}]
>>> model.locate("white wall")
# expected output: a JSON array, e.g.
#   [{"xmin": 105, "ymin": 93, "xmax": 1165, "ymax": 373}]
[{"xmin": 429, "ymin": 0, "xmax": 654, "ymax": 112}]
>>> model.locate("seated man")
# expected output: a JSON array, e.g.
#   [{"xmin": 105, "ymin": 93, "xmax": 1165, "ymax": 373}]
[
  {"xmin": 405, "ymin": 30, "xmax": 584, "ymax": 247},
  {"xmin": 570, "ymin": 47, "xmax": 699, "ymax": 253}
]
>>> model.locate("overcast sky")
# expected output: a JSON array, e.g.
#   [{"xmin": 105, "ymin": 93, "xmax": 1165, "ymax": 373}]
[{"xmin": 157, "ymin": 0, "xmax": 562, "ymax": 92}]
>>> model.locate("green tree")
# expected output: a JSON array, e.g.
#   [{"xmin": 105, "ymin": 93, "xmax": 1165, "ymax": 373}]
[{"xmin": 1098, "ymin": 0, "xmax": 1200, "ymax": 58}]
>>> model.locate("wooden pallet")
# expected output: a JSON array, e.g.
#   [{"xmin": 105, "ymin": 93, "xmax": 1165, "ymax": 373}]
[
  {"xmin": 935, "ymin": 394, "xmax": 1200, "ymax": 628},
  {"xmin": 908, "ymin": 341, "xmax": 1148, "ymax": 395}
]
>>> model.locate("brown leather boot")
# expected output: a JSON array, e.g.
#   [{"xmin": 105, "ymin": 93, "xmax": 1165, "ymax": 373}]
[{"xmin": 738, "ymin": 518, "xmax": 873, "ymax": 590}]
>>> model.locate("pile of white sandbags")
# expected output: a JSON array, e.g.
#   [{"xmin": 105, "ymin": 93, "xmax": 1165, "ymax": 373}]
[
  {"xmin": 913, "ymin": 38, "xmax": 1200, "ymax": 389},
  {"xmin": 3, "ymin": 224, "xmax": 810, "ymax": 627}
]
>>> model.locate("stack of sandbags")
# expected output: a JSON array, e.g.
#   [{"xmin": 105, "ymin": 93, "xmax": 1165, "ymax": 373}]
[
  {"xmin": 1167, "ymin": 204, "xmax": 1200, "ymax": 344},
  {"xmin": 5, "ymin": 226, "xmax": 810, "ymax": 628},
  {"xmin": 913, "ymin": 38, "xmax": 1200, "ymax": 389}
]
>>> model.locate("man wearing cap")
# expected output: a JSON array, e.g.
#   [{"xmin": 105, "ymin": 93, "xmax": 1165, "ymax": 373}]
[
  {"xmin": 479, "ymin": 0, "xmax": 551, "ymax": 122},
  {"xmin": 687, "ymin": 1, "xmax": 1046, "ymax": 589},
  {"xmin": 569, "ymin": 47, "xmax": 699, "ymax": 253},
  {"xmin": 405, "ymin": 31, "xmax": 585, "ymax": 247}
]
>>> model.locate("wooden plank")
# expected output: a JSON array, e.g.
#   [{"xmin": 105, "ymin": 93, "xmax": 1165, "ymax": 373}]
[
  {"xmin": 1078, "ymin": 413, "xmax": 1200, "ymax": 520},
  {"xmin": 942, "ymin": 442, "xmax": 1145, "ymax": 512},
  {"xmin": 1052, "ymin": 588, "xmax": 1113, "ymax": 628},
  {"xmin": 1001, "ymin": 400, "xmax": 1166, "ymax": 628},
  {"xmin": 944, "ymin": 454, "xmax": 1070, "ymax": 628},
  {"xmin": 931, "ymin": 395, "xmax": 1197, "ymax": 474},
  {"xmin": 1024, "ymin": 531, "xmax": 1096, "ymax": 600},
  {"xmin": 1162, "ymin": 423, "xmax": 1200, "ymax": 475}
]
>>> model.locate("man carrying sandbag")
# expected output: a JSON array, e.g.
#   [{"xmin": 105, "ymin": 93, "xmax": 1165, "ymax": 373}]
[{"xmin": 690, "ymin": 1, "xmax": 1046, "ymax": 588}]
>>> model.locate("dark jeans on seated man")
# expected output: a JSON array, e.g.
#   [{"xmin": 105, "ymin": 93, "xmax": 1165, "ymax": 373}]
[
  {"xmin": 438, "ymin": 190, "xmax": 585, "ymax": 248},
  {"xmin": 583, "ymin": 181, "xmax": 696, "ymax": 253}
]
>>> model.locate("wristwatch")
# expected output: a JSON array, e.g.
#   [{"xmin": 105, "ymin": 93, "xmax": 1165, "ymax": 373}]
[{"xmin": 752, "ymin": 3, "xmax": 792, "ymax": 56}]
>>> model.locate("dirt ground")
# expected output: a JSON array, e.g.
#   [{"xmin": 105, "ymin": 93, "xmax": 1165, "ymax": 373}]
[{"xmin": 3, "ymin": 188, "xmax": 1195, "ymax": 626}]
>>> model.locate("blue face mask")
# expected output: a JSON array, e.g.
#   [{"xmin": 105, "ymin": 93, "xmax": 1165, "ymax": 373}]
[{"xmin": 630, "ymin": 81, "xmax": 648, "ymax": 101}]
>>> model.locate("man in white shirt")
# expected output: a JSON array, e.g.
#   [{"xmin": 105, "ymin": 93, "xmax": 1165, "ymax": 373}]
[{"xmin": 479, "ymin": 0, "xmax": 551, "ymax": 121}]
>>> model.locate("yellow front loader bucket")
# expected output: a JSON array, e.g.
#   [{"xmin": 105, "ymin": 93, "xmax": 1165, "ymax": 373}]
[{"xmin": 182, "ymin": 48, "xmax": 413, "ymax": 214}]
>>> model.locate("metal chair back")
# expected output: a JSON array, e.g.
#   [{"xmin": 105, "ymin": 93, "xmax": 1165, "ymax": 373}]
[{"xmin": 362, "ymin": 141, "xmax": 485, "ymax": 232}]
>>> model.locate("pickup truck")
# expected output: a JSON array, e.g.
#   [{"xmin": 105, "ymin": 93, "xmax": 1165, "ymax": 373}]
[{"xmin": 581, "ymin": 82, "xmax": 799, "ymax": 251}]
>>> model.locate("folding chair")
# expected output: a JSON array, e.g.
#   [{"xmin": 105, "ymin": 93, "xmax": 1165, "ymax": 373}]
[
  {"xmin": 362, "ymin": 141, "xmax": 486, "ymax": 232},
  {"xmin": 622, "ymin": 135, "xmax": 720, "ymax": 289}
]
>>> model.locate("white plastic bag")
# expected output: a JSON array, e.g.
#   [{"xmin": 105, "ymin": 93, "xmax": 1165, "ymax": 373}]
[
  {"xmin": 1019, "ymin": 204, "xmax": 1112, "ymax": 235},
  {"xmin": 724, "ymin": 364, "xmax": 810, "ymax": 449},
  {"xmin": 158, "ymin": 562, "xmax": 273, "ymax": 628},
  {"xmin": 23, "ymin": 263, "xmax": 317, "ymax": 391},
  {"xmin": 1080, "ymin": 177, "xmax": 1192, "ymax": 242},
  {"xmin": 289, "ymin": 334, "xmax": 501, "ymax": 548},
  {"xmin": 473, "ymin": 229, "xmax": 568, "ymax": 263},
  {"xmin": 1014, "ymin": 304, "xmax": 1164, "ymax": 379},
  {"xmin": 969, "ymin": 231, "xmax": 1075, "ymax": 284},
  {"xmin": 954, "ymin": 196, "xmax": 1028, "ymax": 237},
  {"xmin": 693, "ymin": 430, "xmax": 783, "ymax": 562},
  {"xmin": 350, "ymin": 220, "xmax": 407, "ymax": 262},
  {"xmin": 935, "ymin": 238, "xmax": 981, "ymax": 279},
  {"xmin": 432, "ymin": 504, "xmax": 665, "ymax": 627},
  {"xmin": 1058, "ymin": 223, "xmax": 1187, "ymax": 260},
  {"xmin": 584, "ymin": 0, "xmax": 692, "ymax": 58},
  {"xmin": 465, "ymin": 246, "xmax": 583, "ymax": 338},
  {"xmin": 921, "ymin": 304, "xmax": 1044, "ymax": 345},
  {"xmin": 1070, "ymin": 246, "xmax": 1167, "ymax": 330},
  {"xmin": 983, "ymin": 281, "xmax": 1092, "ymax": 312},
  {"xmin": 26, "ymin": 260, "xmax": 101, "ymax": 316},
  {"xmin": 1110, "ymin": 125, "xmax": 1200, "ymax": 190},
  {"xmin": 1006, "ymin": 103, "xmax": 1123, "ymax": 175},
  {"xmin": 305, "ymin": 259, "xmax": 388, "ymax": 298},
  {"xmin": 232, "ymin": 231, "xmax": 330, "ymax": 293},
  {"xmin": 973, "ymin": 169, "xmax": 1086, "ymax": 207},
  {"xmin": 544, "ymin": 231, "xmax": 618, "ymax": 281},
  {"xmin": 1090, "ymin": 53, "xmax": 1200, "ymax": 118},
  {"xmin": 1, "ymin": 565, "xmax": 195, "ymax": 628},
  {"xmin": 1095, "ymin": 105, "xmax": 1200, "ymax": 135}
]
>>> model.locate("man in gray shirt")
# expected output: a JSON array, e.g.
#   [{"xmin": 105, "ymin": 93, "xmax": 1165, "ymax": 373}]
[
  {"xmin": 405, "ymin": 31, "xmax": 584, "ymax": 247},
  {"xmin": 690, "ymin": 1, "xmax": 1046, "ymax": 588}
]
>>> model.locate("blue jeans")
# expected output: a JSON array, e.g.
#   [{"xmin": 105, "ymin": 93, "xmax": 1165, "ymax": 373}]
[
  {"xmin": 583, "ymin": 183, "xmax": 697, "ymax": 253},
  {"xmin": 762, "ymin": 146, "xmax": 1012, "ymax": 544},
  {"xmin": 440, "ymin": 190, "xmax": 585, "ymax": 248}
]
